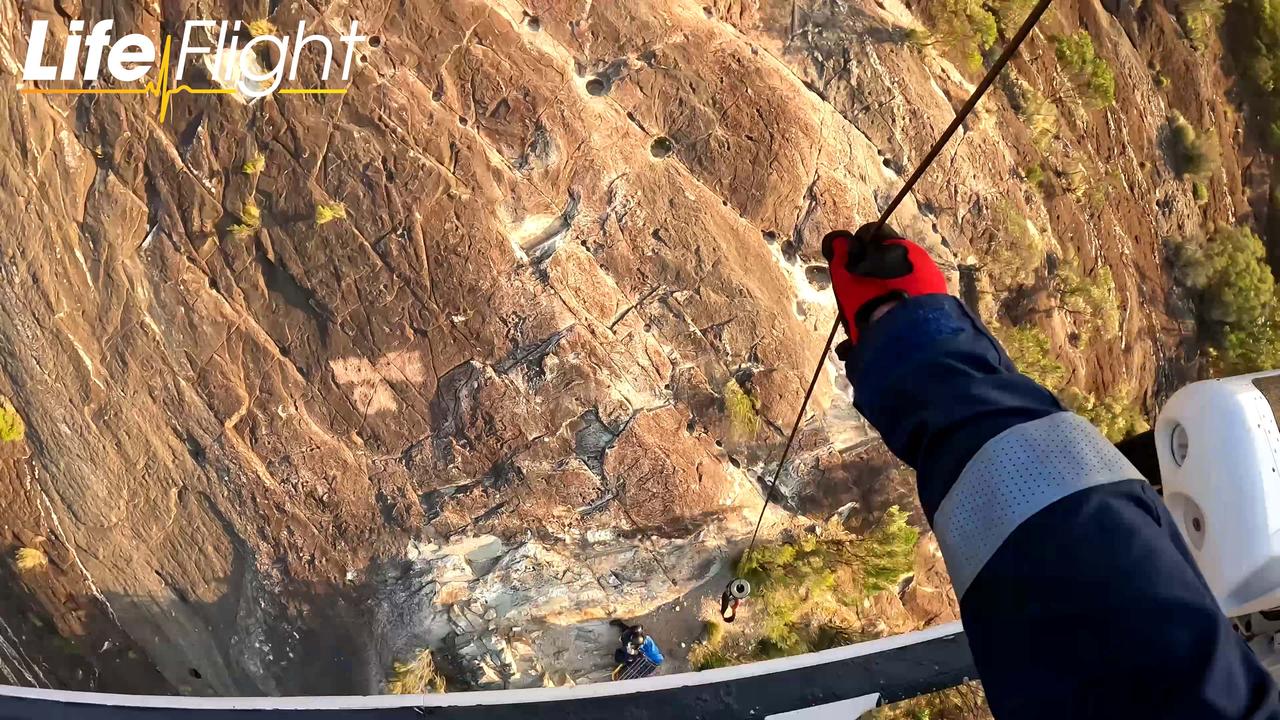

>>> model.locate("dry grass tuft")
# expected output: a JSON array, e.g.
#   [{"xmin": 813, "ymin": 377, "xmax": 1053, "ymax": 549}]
[
  {"xmin": 15, "ymin": 547, "xmax": 47, "ymax": 572},
  {"xmin": 242, "ymin": 153, "xmax": 266, "ymax": 175},
  {"xmin": 315, "ymin": 202, "xmax": 347, "ymax": 226},
  {"xmin": 0, "ymin": 396, "xmax": 25, "ymax": 443},
  {"xmin": 247, "ymin": 19, "xmax": 277, "ymax": 37},
  {"xmin": 386, "ymin": 649, "xmax": 447, "ymax": 694}
]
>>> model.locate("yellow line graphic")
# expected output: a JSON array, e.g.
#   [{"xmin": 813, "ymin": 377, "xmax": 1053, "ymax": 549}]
[{"xmin": 18, "ymin": 33, "xmax": 346, "ymax": 121}]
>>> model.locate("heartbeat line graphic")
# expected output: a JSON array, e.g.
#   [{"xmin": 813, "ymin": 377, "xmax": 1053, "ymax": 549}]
[{"xmin": 18, "ymin": 35, "xmax": 346, "ymax": 121}]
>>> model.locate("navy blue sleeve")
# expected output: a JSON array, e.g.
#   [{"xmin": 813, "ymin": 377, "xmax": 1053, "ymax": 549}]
[{"xmin": 849, "ymin": 294, "xmax": 1280, "ymax": 719}]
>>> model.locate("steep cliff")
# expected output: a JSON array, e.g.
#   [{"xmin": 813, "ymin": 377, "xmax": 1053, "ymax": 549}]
[{"xmin": 0, "ymin": 0, "xmax": 1264, "ymax": 695}]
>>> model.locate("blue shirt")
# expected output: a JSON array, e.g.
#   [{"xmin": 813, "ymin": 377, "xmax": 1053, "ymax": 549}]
[{"xmin": 639, "ymin": 636, "xmax": 664, "ymax": 665}]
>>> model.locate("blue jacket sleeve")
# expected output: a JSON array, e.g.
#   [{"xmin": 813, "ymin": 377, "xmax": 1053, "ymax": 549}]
[{"xmin": 850, "ymin": 294, "xmax": 1280, "ymax": 719}]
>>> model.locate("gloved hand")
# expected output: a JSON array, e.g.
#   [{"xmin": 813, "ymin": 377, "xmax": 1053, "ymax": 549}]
[{"xmin": 822, "ymin": 222, "xmax": 948, "ymax": 353}]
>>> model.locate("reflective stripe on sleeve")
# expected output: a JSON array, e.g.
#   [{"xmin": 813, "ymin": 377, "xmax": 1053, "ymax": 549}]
[{"xmin": 932, "ymin": 411, "xmax": 1142, "ymax": 598}]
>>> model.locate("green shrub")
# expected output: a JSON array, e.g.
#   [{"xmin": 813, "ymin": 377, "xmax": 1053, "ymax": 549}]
[
  {"xmin": 1172, "ymin": 225, "xmax": 1280, "ymax": 374},
  {"xmin": 922, "ymin": 0, "xmax": 998, "ymax": 70},
  {"xmin": 1005, "ymin": 75, "xmax": 1060, "ymax": 153},
  {"xmin": 735, "ymin": 505, "xmax": 918, "ymax": 605},
  {"xmin": 242, "ymin": 153, "xmax": 266, "ymax": 175},
  {"xmin": 228, "ymin": 202, "xmax": 261, "ymax": 238},
  {"xmin": 992, "ymin": 0, "xmax": 1037, "ymax": 33},
  {"xmin": 703, "ymin": 620, "xmax": 724, "ymax": 646},
  {"xmin": 1216, "ymin": 310, "xmax": 1280, "ymax": 374},
  {"xmin": 1060, "ymin": 387, "xmax": 1149, "ymax": 442},
  {"xmin": 996, "ymin": 325, "xmax": 1067, "ymax": 390},
  {"xmin": 247, "ymin": 18, "xmax": 278, "ymax": 37},
  {"xmin": 857, "ymin": 506, "xmax": 920, "ymax": 594},
  {"xmin": 921, "ymin": 0, "xmax": 1038, "ymax": 62},
  {"xmin": 905, "ymin": 27, "xmax": 938, "ymax": 48},
  {"xmin": 997, "ymin": 321, "xmax": 1147, "ymax": 441},
  {"xmin": 1178, "ymin": 0, "xmax": 1223, "ymax": 48},
  {"xmin": 1024, "ymin": 164, "xmax": 1046, "ymax": 189},
  {"xmin": 723, "ymin": 379, "xmax": 762, "ymax": 441},
  {"xmin": 1054, "ymin": 31, "xmax": 1117, "ymax": 108},
  {"xmin": 982, "ymin": 200, "xmax": 1045, "ymax": 288},
  {"xmin": 689, "ymin": 509, "xmax": 919, "ymax": 670},
  {"xmin": 1168, "ymin": 112, "xmax": 1220, "ymax": 179},
  {"xmin": 1194, "ymin": 225, "xmax": 1274, "ymax": 325},
  {"xmin": 1193, "ymin": 181, "xmax": 1209, "ymax": 204},
  {"xmin": 1056, "ymin": 260, "xmax": 1120, "ymax": 345},
  {"xmin": 689, "ymin": 643, "xmax": 732, "ymax": 670},
  {"xmin": 1022, "ymin": 94, "xmax": 1060, "ymax": 153}
]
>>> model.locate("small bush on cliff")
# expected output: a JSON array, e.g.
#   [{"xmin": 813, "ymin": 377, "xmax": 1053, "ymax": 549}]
[
  {"xmin": 1024, "ymin": 163, "xmax": 1046, "ymax": 190},
  {"xmin": 242, "ymin": 153, "xmax": 266, "ymax": 175},
  {"xmin": 1168, "ymin": 112, "xmax": 1220, "ymax": 179},
  {"xmin": 905, "ymin": 27, "xmax": 937, "ymax": 48},
  {"xmin": 1172, "ymin": 225, "xmax": 1280, "ymax": 374},
  {"xmin": 1177, "ymin": 0, "xmax": 1223, "ymax": 48},
  {"xmin": 315, "ymin": 202, "xmax": 348, "ymax": 225},
  {"xmin": 1056, "ymin": 259, "xmax": 1120, "ymax": 346},
  {"xmin": 0, "ymin": 398, "xmax": 24, "ymax": 444},
  {"xmin": 228, "ymin": 203, "xmax": 261, "ymax": 238},
  {"xmin": 14, "ymin": 547, "xmax": 47, "ymax": 572},
  {"xmin": 1054, "ymin": 31, "xmax": 1116, "ymax": 108},
  {"xmin": 1187, "ymin": 225, "xmax": 1274, "ymax": 325},
  {"xmin": 247, "ymin": 19, "xmax": 278, "ymax": 37},
  {"xmin": 1193, "ymin": 181, "xmax": 1209, "ymax": 204},
  {"xmin": 1060, "ymin": 387, "xmax": 1149, "ymax": 442},
  {"xmin": 1002, "ymin": 71, "xmax": 1059, "ymax": 152},
  {"xmin": 1233, "ymin": 0, "xmax": 1279, "ymax": 92},
  {"xmin": 995, "ymin": 325, "xmax": 1067, "ymax": 390},
  {"xmin": 923, "ymin": 0, "xmax": 997, "ymax": 69},
  {"xmin": 0, "ymin": 396, "xmax": 25, "ymax": 443},
  {"xmin": 723, "ymin": 379, "xmax": 762, "ymax": 441},
  {"xmin": 981, "ymin": 200, "xmax": 1045, "ymax": 288},
  {"xmin": 992, "ymin": 0, "xmax": 1037, "ymax": 32},
  {"xmin": 920, "ymin": 0, "xmax": 1039, "ymax": 68},
  {"xmin": 1021, "ymin": 94, "xmax": 1060, "ymax": 153},
  {"xmin": 1216, "ymin": 315, "xmax": 1280, "ymax": 375},
  {"xmin": 387, "ymin": 649, "xmax": 447, "ymax": 694},
  {"xmin": 994, "ymin": 324, "xmax": 1146, "ymax": 439}
]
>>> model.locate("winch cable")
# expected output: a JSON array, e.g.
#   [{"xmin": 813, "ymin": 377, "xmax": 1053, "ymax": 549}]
[{"xmin": 723, "ymin": 0, "xmax": 1055, "ymax": 621}]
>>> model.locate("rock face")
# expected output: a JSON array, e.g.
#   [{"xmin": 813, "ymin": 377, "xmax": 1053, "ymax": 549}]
[{"xmin": 0, "ymin": 0, "xmax": 1263, "ymax": 696}]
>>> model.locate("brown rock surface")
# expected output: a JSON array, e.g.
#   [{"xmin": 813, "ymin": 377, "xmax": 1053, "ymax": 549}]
[{"xmin": 0, "ymin": 0, "xmax": 1266, "ymax": 696}]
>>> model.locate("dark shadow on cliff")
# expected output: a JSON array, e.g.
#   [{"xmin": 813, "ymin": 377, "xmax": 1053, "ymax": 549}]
[
  {"xmin": 0, "ymin": 555, "xmax": 173, "ymax": 694},
  {"xmin": 99, "ymin": 554, "xmax": 393, "ymax": 696}
]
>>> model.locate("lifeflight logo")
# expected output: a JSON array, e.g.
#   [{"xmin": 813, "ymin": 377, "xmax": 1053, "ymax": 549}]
[{"xmin": 20, "ymin": 19, "xmax": 366, "ymax": 121}]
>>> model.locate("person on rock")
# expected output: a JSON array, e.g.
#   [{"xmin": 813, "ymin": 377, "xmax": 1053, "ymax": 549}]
[
  {"xmin": 822, "ymin": 222, "xmax": 1280, "ymax": 718},
  {"xmin": 610, "ymin": 621, "xmax": 664, "ymax": 679}
]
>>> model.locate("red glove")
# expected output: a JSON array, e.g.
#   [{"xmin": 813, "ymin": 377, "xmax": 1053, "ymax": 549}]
[{"xmin": 822, "ymin": 223, "xmax": 948, "ymax": 346}]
